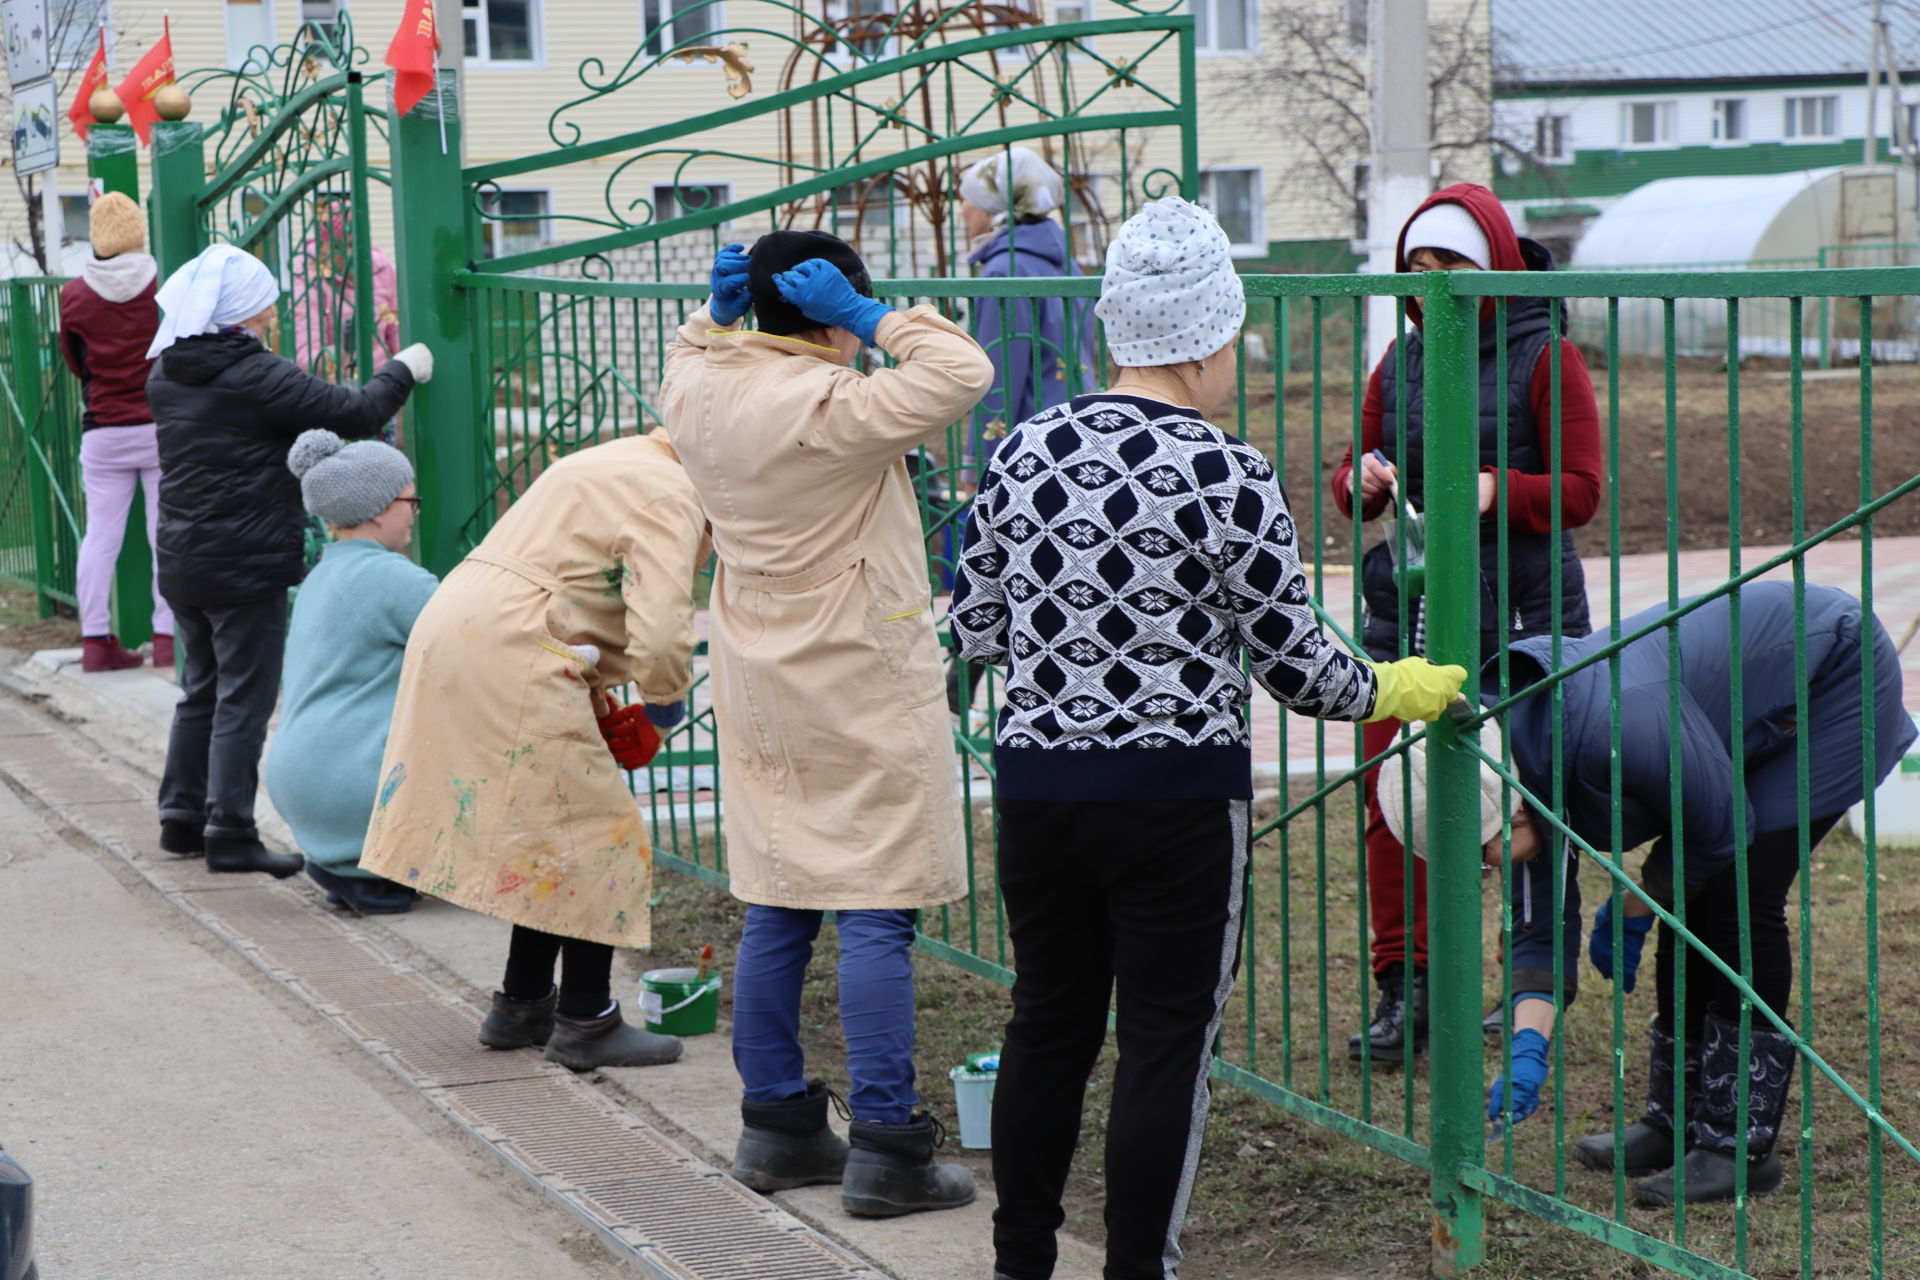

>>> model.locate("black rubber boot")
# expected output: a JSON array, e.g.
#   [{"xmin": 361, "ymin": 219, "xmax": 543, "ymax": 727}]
[
  {"xmin": 543, "ymin": 1004, "xmax": 682, "ymax": 1071},
  {"xmin": 1573, "ymin": 1020, "xmax": 1699, "ymax": 1177},
  {"xmin": 841, "ymin": 1113, "xmax": 975, "ymax": 1218},
  {"xmin": 1636, "ymin": 1012, "xmax": 1794, "ymax": 1206},
  {"xmin": 479, "ymin": 989, "xmax": 557, "ymax": 1050},
  {"xmin": 204, "ymin": 836, "xmax": 303, "ymax": 879},
  {"xmin": 731, "ymin": 1080, "xmax": 851, "ymax": 1192},
  {"xmin": 158, "ymin": 819, "xmax": 204, "ymax": 857},
  {"xmin": 1348, "ymin": 962, "xmax": 1427, "ymax": 1063}
]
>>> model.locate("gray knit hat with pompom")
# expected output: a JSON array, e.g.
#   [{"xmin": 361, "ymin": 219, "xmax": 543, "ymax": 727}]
[{"xmin": 288, "ymin": 429, "xmax": 415, "ymax": 527}]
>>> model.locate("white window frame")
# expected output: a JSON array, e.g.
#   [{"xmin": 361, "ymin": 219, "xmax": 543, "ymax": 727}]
[
  {"xmin": 50, "ymin": 2, "xmax": 111, "ymax": 70},
  {"xmin": 1711, "ymin": 97, "xmax": 1747, "ymax": 144},
  {"xmin": 828, "ymin": 177, "xmax": 907, "ymax": 235},
  {"xmin": 822, "ymin": 0, "xmax": 896, "ymax": 62},
  {"xmin": 224, "ymin": 0, "xmax": 278, "ymax": 73},
  {"xmin": 463, "ymin": 0, "xmax": 544, "ymax": 69},
  {"xmin": 1533, "ymin": 113, "xmax": 1571, "ymax": 164},
  {"xmin": 1190, "ymin": 0, "xmax": 1256, "ymax": 56},
  {"xmin": 642, "ymin": 0, "xmax": 724, "ymax": 58},
  {"xmin": 1620, "ymin": 99, "xmax": 1677, "ymax": 149},
  {"xmin": 481, "ymin": 187, "xmax": 556, "ymax": 259},
  {"xmin": 57, "ymin": 191, "xmax": 90, "ymax": 246},
  {"xmin": 1197, "ymin": 166, "xmax": 1264, "ymax": 257},
  {"xmin": 652, "ymin": 180, "xmax": 734, "ymax": 226},
  {"xmin": 1783, "ymin": 94, "xmax": 1840, "ymax": 142}
]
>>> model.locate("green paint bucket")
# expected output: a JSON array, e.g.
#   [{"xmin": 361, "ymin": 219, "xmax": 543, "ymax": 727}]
[{"xmin": 638, "ymin": 967, "xmax": 723, "ymax": 1036}]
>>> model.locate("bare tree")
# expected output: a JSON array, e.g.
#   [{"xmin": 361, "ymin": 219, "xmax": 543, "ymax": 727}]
[
  {"xmin": 1237, "ymin": 0, "xmax": 1552, "ymax": 236},
  {"xmin": 1, "ymin": 1, "xmax": 126, "ymax": 272}
]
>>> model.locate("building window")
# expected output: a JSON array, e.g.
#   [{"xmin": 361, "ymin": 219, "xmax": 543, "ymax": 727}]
[
  {"xmin": 59, "ymin": 195, "xmax": 90, "ymax": 246},
  {"xmin": 50, "ymin": 2, "xmax": 110, "ymax": 69},
  {"xmin": 830, "ymin": 178, "xmax": 902, "ymax": 233},
  {"xmin": 653, "ymin": 182, "xmax": 732, "ymax": 224},
  {"xmin": 463, "ymin": 0, "xmax": 539, "ymax": 65},
  {"xmin": 1712, "ymin": 98, "xmax": 1746, "ymax": 142},
  {"xmin": 1190, "ymin": 0, "xmax": 1252, "ymax": 53},
  {"xmin": 225, "ymin": 0, "xmax": 277, "ymax": 72},
  {"xmin": 481, "ymin": 190, "xmax": 552, "ymax": 258},
  {"xmin": 1621, "ymin": 100, "xmax": 1676, "ymax": 147},
  {"xmin": 643, "ymin": 0, "xmax": 719, "ymax": 56},
  {"xmin": 1198, "ymin": 168, "xmax": 1262, "ymax": 255},
  {"xmin": 824, "ymin": 0, "xmax": 893, "ymax": 58},
  {"xmin": 1784, "ymin": 95, "xmax": 1839, "ymax": 140},
  {"xmin": 1533, "ymin": 114, "xmax": 1570, "ymax": 162}
]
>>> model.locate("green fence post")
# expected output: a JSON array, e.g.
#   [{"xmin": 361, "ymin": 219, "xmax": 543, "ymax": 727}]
[
  {"xmin": 149, "ymin": 120, "xmax": 208, "ymax": 278},
  {"xmin": 85, "ymin": 122, "xmax": 153, "ymax": 647},
  {"xmin": 1420, "ymin": 269, "xmax": 1486, "ymax": 1276},
  {"xmin": 388, "ymin": 53, "xmax": 481, "ymax": 577},
  {"xmin": 9, "ymin": 279, "xmax": 58, "ymax": 620}
]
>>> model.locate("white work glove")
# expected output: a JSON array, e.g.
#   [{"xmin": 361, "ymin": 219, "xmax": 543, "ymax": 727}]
[{"xmin": 393, "ymin": 343, "xmax": 434, "ymax": 385}]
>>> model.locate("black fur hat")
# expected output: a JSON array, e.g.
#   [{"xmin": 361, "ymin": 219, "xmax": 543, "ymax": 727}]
[{"xmin": 747, "ymin": 229, "xmax": 874, "ymax": 336}]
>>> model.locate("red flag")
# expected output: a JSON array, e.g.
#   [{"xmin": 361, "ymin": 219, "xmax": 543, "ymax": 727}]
[
  {"xmin": 114, "ymin": 17, "xmax": 176, "ymax": 145},
  {"xmin": 66, "ymin": 28, "xmax": 110, "ymax": 141},
  {"xmin": 385, "ymin": 0, "xmax": 441, "ymax": 118}
]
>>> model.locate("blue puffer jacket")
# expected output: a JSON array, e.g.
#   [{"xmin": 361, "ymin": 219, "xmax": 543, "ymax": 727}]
[{"xmin": 1498, "ymin": 581, "xmax": 1913, "ymax": 887}]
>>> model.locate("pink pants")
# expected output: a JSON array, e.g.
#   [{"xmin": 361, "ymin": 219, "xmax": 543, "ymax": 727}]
[{"xmin": 77, "ymin": 423, "xmax": 174, "ymax": 638}]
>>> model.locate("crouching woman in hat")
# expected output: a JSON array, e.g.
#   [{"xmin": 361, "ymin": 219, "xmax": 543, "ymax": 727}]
[
  {"xmin": 359, "ymin": 432, "xmax": 710, "ymax": 1071},
  {"xmin": 265, "ymin": 431, "xmax": 435, "ymax": 914},
  {"xmin": 1380, "ymin": 581, "xmax": 1911, "ymax": 1206}
]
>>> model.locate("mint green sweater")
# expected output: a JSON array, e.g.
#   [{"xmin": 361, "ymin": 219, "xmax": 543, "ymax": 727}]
[{"xmin": 265, "ymin": 539, "xmax": 438, "ymax": 874}]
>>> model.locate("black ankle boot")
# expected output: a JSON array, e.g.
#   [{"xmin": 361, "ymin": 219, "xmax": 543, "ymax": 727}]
[
  {"xmin": 841, "ymin": 1112, "xmax": 975, "ymax": 1217},
  {"xmin": 204, "ymin": 836, "xmax": 303, "ymax": 879},
  {"xmin": 1349, "ymin": 962, "xmax": 1427, "ymax": 1063},
  {"xmin": 479, "ymin": 989, "xmax": 557, "ymax": 1049},
  {"xmin": 158, "ymin": 819, "xmax": 204, "ymax": 856},
  {"xmin": 543, "ymin": 1004, "xmax": 681, "ymax": 1071},
  {"xmin": 1636, "ymin": 1012, "xmax": 1794, "ymax": 1206},
  {"xmin": 732, "ymin": 1080, "xmax": 850, "ymax": 1192},
  {"xmin": 1573, "ymin": 1020, "xmax": 1698, "ymax": 1177}
]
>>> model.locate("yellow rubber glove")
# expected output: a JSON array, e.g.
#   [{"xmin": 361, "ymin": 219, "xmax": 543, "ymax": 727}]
[{"xmin": 1363, "ymin": 657, "xmax": 1470, "ymax": 723}]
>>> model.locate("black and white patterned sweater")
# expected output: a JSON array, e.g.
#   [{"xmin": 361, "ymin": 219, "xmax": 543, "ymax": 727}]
[{"xmin": 950, "ymin": 393, "xmax": 1380, "ymax": 801}]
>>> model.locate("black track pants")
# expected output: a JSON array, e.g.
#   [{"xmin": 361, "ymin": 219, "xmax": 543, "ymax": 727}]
[{"xmin": 990, "ymin": 797, "xmax": 1248, "ymax": 1280}]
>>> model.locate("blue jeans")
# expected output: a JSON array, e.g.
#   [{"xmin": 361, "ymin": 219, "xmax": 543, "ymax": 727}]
[{"xmin": 731, "ymin": 905, "xmax": 920, "ymax": 1125}]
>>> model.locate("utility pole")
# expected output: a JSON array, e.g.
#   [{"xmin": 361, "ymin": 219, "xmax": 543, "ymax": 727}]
[
  {"xmin": 1365, "ymin": 0, "xmax": 1432, "ymax": 368},
  {"xmin": 1866, "ymin": 0, "xmax": 1885, "ymax": 167}
]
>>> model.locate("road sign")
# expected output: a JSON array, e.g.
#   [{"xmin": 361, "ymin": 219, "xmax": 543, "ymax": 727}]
[
  {"xmin": 1, "ymin": 0, "xmax": 51, "ymax": 87},
  {"xmin": 10, "ymin": 75, "xmax": 57, "ymax": 173}
]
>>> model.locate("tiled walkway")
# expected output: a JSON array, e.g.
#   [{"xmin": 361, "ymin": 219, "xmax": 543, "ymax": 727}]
[{"xmin": 1250, "ymin": 536, "xmax": 1920, "ymax": 775}]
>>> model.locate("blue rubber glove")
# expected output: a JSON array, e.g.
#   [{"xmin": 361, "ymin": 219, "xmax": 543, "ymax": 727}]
[
  {"xmin": 771, "ymin": 258, "xmax": 893, "ymax": 346},
  {"xmin": 1486, "ymin": 1028, "xmax": 1551, "ymax": 1123},
  {"xmin": 643, "ymin": 700, "xmax": 686, "ymax": 730},
  {"xmin": 1588, "ymin": 898, "xmax": 1655, "ymax": 994},
  {"xmin": 708, "ymin": 243, "xmax": 753, "ymax": 326}
]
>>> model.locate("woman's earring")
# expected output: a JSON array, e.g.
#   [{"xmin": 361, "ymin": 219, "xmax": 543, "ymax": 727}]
[{"xmin": 1196, "ymin": 359, "xmax": 1207, "ymax": 375}]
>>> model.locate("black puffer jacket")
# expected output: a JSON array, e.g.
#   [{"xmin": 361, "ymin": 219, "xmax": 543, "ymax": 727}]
[{"xmin": 149, "ymin": 330, "xmax": 414, "ymax": 608}]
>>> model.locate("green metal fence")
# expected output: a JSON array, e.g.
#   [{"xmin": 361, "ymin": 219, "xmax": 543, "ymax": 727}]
[
  {"xmin": 0, "ymin": 279, "xmax": 85, "ymax": 614},
  {"xmin": 455, "ymin": 256, "xmax": 1920, "ymax": 1278}
]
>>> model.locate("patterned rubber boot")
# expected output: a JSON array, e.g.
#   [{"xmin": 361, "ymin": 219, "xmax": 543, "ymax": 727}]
[
  {"xmin": 1636, "ymin": 1012, "xmax": 1794, "ymax": 1206},
  {"xmin": 1572, "ymin": 1019, "xmax": 1699, "ymax": 1177}
]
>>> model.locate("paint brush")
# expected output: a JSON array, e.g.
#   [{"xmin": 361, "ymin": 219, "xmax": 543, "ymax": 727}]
[{"xmin": 696, "ymin": 943, "xmax": 713, "ymax": 982}]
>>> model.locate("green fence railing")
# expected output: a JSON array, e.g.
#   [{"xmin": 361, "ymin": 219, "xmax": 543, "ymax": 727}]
[
  {"xmin": 456, "ymin": 260, "xmax": 1920, "ymax": 1280},
  {"xmin": 0, "ymin": 278, "xmax": 85, "ymax": 615}
]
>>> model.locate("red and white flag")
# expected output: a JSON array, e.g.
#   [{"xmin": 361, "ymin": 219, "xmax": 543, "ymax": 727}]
[
  {"xmin": 114, "ymin": 17, "xmax": 176, "ymax": 145},
  {"xmin": 66, "ymin": 28, "xmax": 110, "ymax": 141},
  {"xmin": 386, "ymin": 0, "xmax": 441, "ymax": 118}
]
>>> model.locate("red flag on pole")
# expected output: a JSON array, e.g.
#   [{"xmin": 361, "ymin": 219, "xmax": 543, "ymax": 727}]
[
  {"xmin": 114, "ymin": 17, "xmax": 176, "ymax": 145},
  {"xmin": 386, "ymin": 0, "xmax": 441, "ymax": 118},
  {"xmin": 66, "ymin": 28, "xmax": 111, "ymax": 141}
]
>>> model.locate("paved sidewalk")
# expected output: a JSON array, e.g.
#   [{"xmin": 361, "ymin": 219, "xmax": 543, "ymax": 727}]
[
  {"xmin": 0, "ymin": 705, "xmax": 626, "ymax": 1280},
  {"xmin": 0, "ymin": 651, "xmax": 1105, "ymax": 1280}
]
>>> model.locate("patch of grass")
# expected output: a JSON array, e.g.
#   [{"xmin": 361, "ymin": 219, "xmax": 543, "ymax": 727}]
[{"xmin": 637, "ymin": 777, "xmax": 1919, "ymax": 1279}]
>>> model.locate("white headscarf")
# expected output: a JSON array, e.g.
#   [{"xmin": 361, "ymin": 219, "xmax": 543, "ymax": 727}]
[
  {"xmin": 959, "ymin": 147, "xmax": 1065, "ymax": 223},
  {"xmin": 1095, "ymin": 196, "xmax": 1247, "ymax": 368},
  {"xmin": 147, "ymin": 244, "xmax": 283, "ymax": 357}
]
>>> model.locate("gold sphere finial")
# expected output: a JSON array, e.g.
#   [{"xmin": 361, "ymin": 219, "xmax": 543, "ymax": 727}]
[
  {"xmin": 153, "ymin": 84, "xmax": 192, "ymax": 121},
  {"xmin": 89, "ymin": 89, "xmax": 126, "ymax": 124}
]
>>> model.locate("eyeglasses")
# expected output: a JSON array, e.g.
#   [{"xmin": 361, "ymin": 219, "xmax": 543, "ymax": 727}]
[{"xmin": 396, "ymin": 496, "xmax": 422, "ymax": 510}]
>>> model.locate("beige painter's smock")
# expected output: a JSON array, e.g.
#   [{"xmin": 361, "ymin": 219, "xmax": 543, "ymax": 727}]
[
  {"xmin": 360, "ymin": 432, "xmax": 709, "ymax": 948},
  {"xmin": 661, "ymin": 305, "xmax": 992, "ymax": 910}
]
